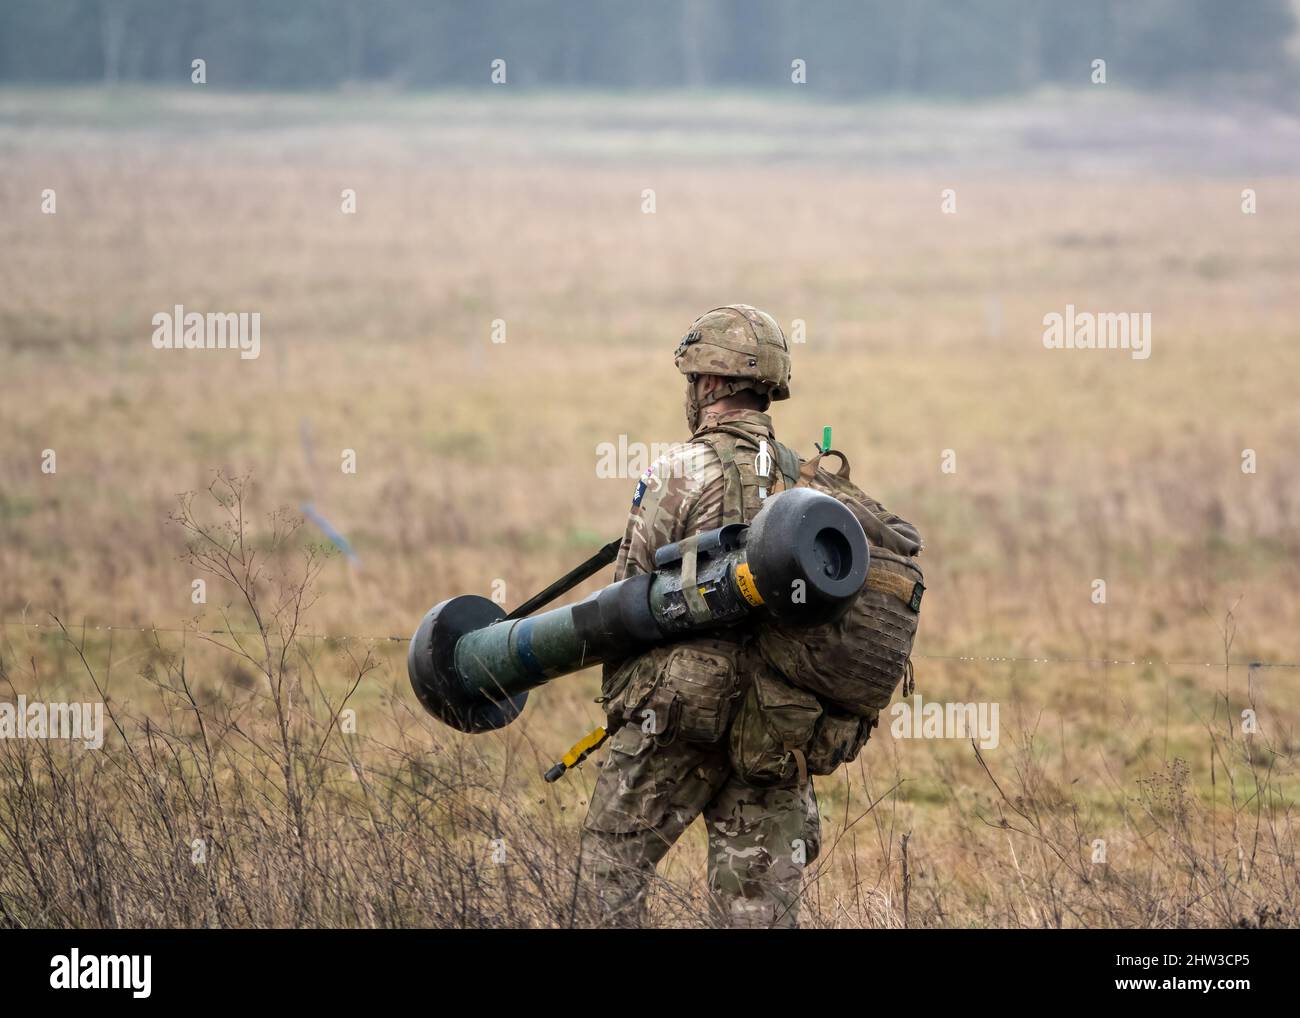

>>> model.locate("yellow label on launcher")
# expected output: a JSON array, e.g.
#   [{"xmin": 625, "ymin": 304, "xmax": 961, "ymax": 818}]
[{"xmin": 734, "ymin": 562, "xmax": 765, "ymax": 606}]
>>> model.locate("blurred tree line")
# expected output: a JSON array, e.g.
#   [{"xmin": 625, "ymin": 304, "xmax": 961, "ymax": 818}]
[{"xmin": 0, "ymin": 0, "xmax": 1295, "ymax": 95}]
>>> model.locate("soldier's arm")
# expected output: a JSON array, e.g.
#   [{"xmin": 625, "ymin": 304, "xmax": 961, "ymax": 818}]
[
  {"xmin": 611, "ymin": 462, "xmax": 681, "ymax": 581},
  {"xmin": 600, "ymin": 445, "xmax": 716, "ymax": 694},
  {"xmin": 612, "ymin": 443, "xmax": 721, "ymax": 579}
]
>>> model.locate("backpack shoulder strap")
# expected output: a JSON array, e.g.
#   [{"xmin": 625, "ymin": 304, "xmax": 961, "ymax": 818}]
[
  {"xmin": 773, "ymin": 441, "xmax": 801, "ymax": 489},
  {"xmin": 693, "ymin": 426, "xmax": 802, "ymax": 521},
  {"xmin": 690, "ymin": 431, "xmax": 746, "ymax": 525}
]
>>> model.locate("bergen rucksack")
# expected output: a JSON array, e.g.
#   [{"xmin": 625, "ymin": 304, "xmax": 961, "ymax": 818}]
[
  {"xmin": 691, "ymin": 426, "xmax": 924, "ymax": 783},
  {"xmin": 758, "ymin": 446, "xmax": 925, "ymax": 720}
]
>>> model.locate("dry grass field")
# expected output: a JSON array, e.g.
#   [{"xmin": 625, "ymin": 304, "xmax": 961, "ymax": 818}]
[{"xmin": 1, "ymin": 87, "xmax": 1299, "ymax": 927}]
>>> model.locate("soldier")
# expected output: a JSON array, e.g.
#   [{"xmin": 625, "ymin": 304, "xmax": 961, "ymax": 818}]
[{"xmin": 579, "ymin": 304, "xmax": 817, "ymax": 928}]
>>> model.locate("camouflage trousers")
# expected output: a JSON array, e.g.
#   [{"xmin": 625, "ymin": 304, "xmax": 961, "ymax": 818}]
[{"xmin": 579, "ymin": 722, "xmax": 820, "ymax": 928}]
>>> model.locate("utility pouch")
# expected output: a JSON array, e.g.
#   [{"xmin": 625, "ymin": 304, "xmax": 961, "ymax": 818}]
[
  {"xmin": 659, "ymin": 638, "xmax": 743, "ymax": 743},
  {"xmin": 602, "ymin": 639, "xmax": 740, "ymax": 744},
  {"xmin": 600, "ymin": 646, "xmax": 670, "ymax": 724},
  {"xmin": 728, "ymin": 671, "xmax": 822, "ymax": 786}
]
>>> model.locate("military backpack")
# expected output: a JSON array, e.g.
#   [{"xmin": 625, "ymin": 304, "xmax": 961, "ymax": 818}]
[{"xmin": 692, "ymin": 427, "xmax": 925, "ymax": 785}]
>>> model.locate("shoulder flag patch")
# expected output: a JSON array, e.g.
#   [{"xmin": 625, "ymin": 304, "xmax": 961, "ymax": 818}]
[{"xmin": 632, "ymin": 467, "xmax": 654, "ymax": 507}]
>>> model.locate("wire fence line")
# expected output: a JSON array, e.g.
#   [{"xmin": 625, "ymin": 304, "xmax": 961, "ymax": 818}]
[
  {"xmin": 2, "ymin": 618, "xmax": 1297, "ymax": 670},
  {"xmin": 1, "ymin": 619, "xmax": 407, "ymax": 643}
]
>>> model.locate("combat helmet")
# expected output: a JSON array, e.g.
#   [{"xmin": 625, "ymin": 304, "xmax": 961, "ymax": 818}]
[{"xmin": 675, "ymin": 304, "xmax": 791, "ymax": 430}]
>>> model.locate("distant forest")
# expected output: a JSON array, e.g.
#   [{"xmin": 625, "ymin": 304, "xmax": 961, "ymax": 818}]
[{"xmin": 1, "ymin": 0, "xmax": 1296, "ymax": 95}]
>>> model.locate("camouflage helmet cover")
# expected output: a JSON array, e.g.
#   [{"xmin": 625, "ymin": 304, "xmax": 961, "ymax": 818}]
[{"xmin": 674, "ymin": 304, "xmax": 791, "ymax": 402}]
